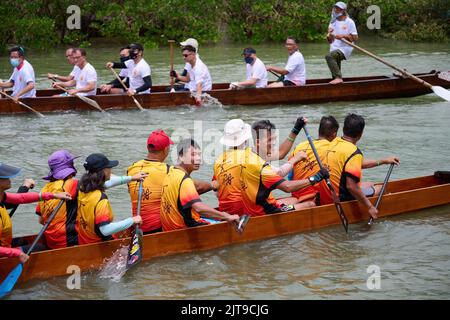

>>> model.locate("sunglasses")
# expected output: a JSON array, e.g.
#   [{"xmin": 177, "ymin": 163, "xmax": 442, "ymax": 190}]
[{"xmin": 183, "ymin": 53, "xmax": 192, "ymax": 57}]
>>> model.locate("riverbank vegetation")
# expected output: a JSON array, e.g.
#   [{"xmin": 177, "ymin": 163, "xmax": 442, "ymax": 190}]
[{"xmin": 0, "ymin": 0, "xmax": 448, "ymax": 50}]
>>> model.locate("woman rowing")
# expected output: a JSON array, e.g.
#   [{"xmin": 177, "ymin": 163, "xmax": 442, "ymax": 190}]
[
  {"xmin": 0, "ymin": 162, "xmax": 71, "ymax": 261},
  {"xmin": 36, "ymin": 150, "xmax": 147, "ymax": 249},
  {"xmin": 76, "ymin": 153, "xmax": 143, "ymax": 244}
]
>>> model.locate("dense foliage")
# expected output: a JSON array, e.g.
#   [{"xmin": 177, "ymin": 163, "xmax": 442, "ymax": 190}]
[{"xmin": 0, "ymin": 0, "xmax": 448, "ymax": 50}]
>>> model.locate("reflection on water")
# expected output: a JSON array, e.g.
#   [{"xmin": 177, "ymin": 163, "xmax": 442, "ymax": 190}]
[{"xmin": 1, "ymin": 39, "xmax": 450, "ymax": 299}]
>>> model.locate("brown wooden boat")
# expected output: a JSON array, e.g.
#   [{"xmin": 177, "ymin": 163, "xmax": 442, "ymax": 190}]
[
  {"xmin": 1, "ymin": 71, "xmax": 449, "ymax": 115},
  {"xmin": 1, "ymin": 172, "xmax": 450, "ymax": 285}
]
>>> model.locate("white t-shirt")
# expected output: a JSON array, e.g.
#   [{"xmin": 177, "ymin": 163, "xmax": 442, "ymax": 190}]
[
  {"xmin": 75, "ymin": 63, "xmax": 97, "ymax": 96},
  {"xmin": 69, "ymin": 65, "xmax": 80, "ymax": 79},
  {"xmin": 125, "ymin": 58, "xmax": 151, "ymax": 93},
  {"xmin": 8, "ymin": 60, "xmax": 36, "ymax": 98},
  {"xmin": 184, "ymin": 54, "xmax": 201, "ymax": 91},
  {"xmin": 284, "ymin": 51, "xmax": 306, "ymax": 86},
  {"xmin": 119, "ymin": 68, "xmax": 129, "ymax": 78},
  {"xmin": 187, "ymin": 58, "xmax": 212, "ymax": 92},
  {"xmin": 329, "ymin": 17, "xmax": 358, "ymax": 59},
  {"xmin": 246, "ymin": 58, "xmax": 268, "ymax": 88}
]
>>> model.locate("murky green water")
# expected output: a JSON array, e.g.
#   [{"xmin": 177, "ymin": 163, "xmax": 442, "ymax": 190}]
[{"xmin": 1, "ymin": 39, "xmax": 450, "ymax": 299}]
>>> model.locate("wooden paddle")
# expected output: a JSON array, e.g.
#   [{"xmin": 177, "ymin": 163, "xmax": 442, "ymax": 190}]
[
  {"xmin": 108, "ymin": 67, "xmax": 145, "ymax": 111},
  {"xmin": 0, "ymin": 199, "xmax": 64, "ymax": 298},
  {"xmin": 52, "ymin": 82, "xmax": 104, "ymax": 112},
  {"xmin": 168, "ymin": 40, "xmax": 176, "ymax": 93},
  {"xmin": 0, "ymin": 91, "xmax": 44, "ymax": 117},
  {"xmin": 268, "ymin": 70, "xmax": 285, "ymax": 82},
  {"xmin": 341, "ymin": 39, "xmax": 450, "ymax": 102},
  {"xmin": 368, "ymin": 163, "xmax": 395, "ymax": 226},
  {"xmin": 303, "ymin": 124, "xmax": 349, "ymax": 233},
  {"xmin": 126, "ymin": 180, "xmax": 144, "ymax": 269}
]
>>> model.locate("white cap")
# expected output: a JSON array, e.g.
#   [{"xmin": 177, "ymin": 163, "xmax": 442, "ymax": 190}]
[
  {"xmin": 220, "ymin": 119, "xmax": 252, "ymax": 147},
  {"xmin": 334, "ymin": 2, "xmax": 347, "ymax": 10},
  {"xmin": 180, "ymin": 38, "xmax": 199, "ymax": 52}
]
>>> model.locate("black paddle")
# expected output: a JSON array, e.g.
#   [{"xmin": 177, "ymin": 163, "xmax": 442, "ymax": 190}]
[
  {"xmin": 127, "ymin": 180, "xmax": 144, "ymax": 269},
  {"xmin": 234, "ymin": 215, "xmax": 250, "ymax": 234},
  {"xmin": 0, "ymin": 199, "xmax": 64, "ymax": 298},
  {"xmin": 368, "ymin": 163, "xmax": 395, "ymax": 226},
  {"xmin": 303, "ymin": 124, "xmax": 349, "ymax": 233}
]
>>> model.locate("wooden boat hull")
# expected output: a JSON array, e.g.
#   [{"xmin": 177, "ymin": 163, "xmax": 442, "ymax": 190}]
[
  {"xmin": 1, "ymin": 173, "xmax": 450, "ymax": 284},
  {"xmin": 1, "ymin": 71, "xmax": 449, "ymax": 114}
]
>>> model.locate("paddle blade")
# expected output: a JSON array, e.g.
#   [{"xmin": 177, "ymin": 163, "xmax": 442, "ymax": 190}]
[
  {"xmin": 126, "ymin": 230, "xmax": 143, "ymax": 269},
  {"xmin": 432, "ymin": 86, "xmax": 450, "ymax": 102},
  {"xmin": 78, "ymin": 95, "xmax": 104, "ymax": 112},
  {"xmin": 0, "ymin": 263, "xmax": 23, "ymax": 299}
]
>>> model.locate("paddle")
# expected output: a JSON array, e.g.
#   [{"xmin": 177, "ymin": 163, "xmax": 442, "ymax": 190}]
[
  {"xmin": 108, "ymin": 67, "xmax": 145, "ymax": 111},
  {"xmin": 303, "ymin": 124, "xmax": 349, "ymax": 233},
  {"xmin": 168, "ymin": 40, "xmax": 176, "ymax": 93},
  {"xmin": 0, "ymin": 91, "xmax": 44, "ymax": 117},
  {"xmin": 234, "ymin": 214, "xmax": 250, "ymax": 234},
  {"xmin": 126, "ymin": 180, "xmax": 144, "ymax": 269},
  {"xmin": 51, "ymin": 82, "xmax": 104, "ymax": 112},
  {"xmin": 268, "ymin": 70, "xmax": 285, "ymax": 82},
  {"xmin": 341, "ymin": 39, "xmax": 450, "ymax": 102},
  {"xmin": 368, "ymin": 163, "xmax": 395, "ymax": 226},
  {"xmin": 0, "ymin": 199, "xmax": 64, "ymax": 298}
]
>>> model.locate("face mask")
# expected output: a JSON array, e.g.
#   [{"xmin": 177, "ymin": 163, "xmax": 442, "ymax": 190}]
[
  {"xmin": 331, "ymin": 10, "xmax": 344, "ymax": 23},
  {"xmin": 10, "ymin": 58, "xmax": 20, "ymax": 68},
  {"xmin": 120, "ymin": 56, "xmax": 131, "ymax": 63},
  {"xmin": 244, "ymin": 56, "xmax": 254, "ymax": 64},
  {"xmin": 129, "ymin": 50, "xmax": 138, "ymax": 59}
]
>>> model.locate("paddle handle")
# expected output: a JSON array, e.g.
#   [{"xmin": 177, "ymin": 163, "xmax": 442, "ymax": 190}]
[
  {"xmin": 303, "ymin": 125, "xmax": 349, "ymax": 233},
  {"xmin": 109, "ymin": 67, "xmax": 145, "ymax": 111},
  {"xmin": 26, "ymin": 200, "xmax": 64, "ymax": 255},
  {"xmin": 0, "ymin": 91, "xmax": 44, "ymax": 118},
  {"xmin": 341, "ymin": 39, "xmax": 433, "ymax": 89},
  {"xmin": 368, "ymin": 163, "xmax": 395, "ymax": 225},
  {"xmin": 169, "ymin": 40, "xmax": 175, "ymax": 89}
]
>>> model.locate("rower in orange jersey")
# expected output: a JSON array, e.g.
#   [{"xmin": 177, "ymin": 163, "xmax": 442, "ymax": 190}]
[
  {"xmin": 160, "ymin": 139, "xmax": 240, "ymax": 231},
  {"xmin": 0, "ymin": 162, "xmax": 71, "ymax": 260},
  {"xmin": 76, "ymin": 154, "xmax": 143, "ymax": 245},
  {"xmin": 127, "ymin": 129, "xmax": 174, "ymax": 234},
  {"xmin": 238, "ymin": 120, "xmax": 329, "ymax": 217},
  {"xmin": 318, "ymin": 114, "xmax": 400, "ymax": 220}
]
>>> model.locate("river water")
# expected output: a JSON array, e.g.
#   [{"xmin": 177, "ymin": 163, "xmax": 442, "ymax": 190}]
[{"xmin": 1, "ymin": 39, "xmax": 449, "ymax": 299}]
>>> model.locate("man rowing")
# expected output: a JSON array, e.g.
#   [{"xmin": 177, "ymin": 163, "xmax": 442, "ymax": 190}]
[
  {"xmin": 160, "ymin": 139, "xmax": 240, "ymax": 231},
  {"xmin": 1, "ymin": 162, "xmax": 71, "ymax": 258},
  {"xmin": 106, "ymin": 43, "xmax": 152, "ymax": 96},
  {"xmin": 127, "ymin": 129, "xmax": 174, "ymax": 234},
  {"xmin": 317, "ymin": 114, "xmax": 399, "ymax": 219},
  {"xmin": 47, "ymin": 48, "xmax": 78, "ymax": 84},
  {"xmin": 326, "ymin": 2, "xmax": 358, "ymax": 84},
  {"xmin": 238, "ymin": 121, "xmax": 329, "ymax": 217},
  {"xmin": 100, "ymin": 46, "xmax": 131, "ymax": 94},
  {"xmin": 169, "ymin": 38, "xmax": 200, "ymax": 92},
  {"xmin": 230, "ymin": 48, "xmax": 268, "ymax": 89},
  {"xmin": 76, "ymin": 154, "xmax": 143, "ymax": 245},
  {"xmin": 0, "ymin": 46, "xmax": 36, "ymax": 100},
  {"xmin": 170, "ymin": 45, "xmax": 212, "ymax": 105},
  {"xmin": 52, "ymin": 48, "xmax": 98, "ymax": 96},
  {"xmin": 266, "ymin": 37, "xmax": 306, "ymax": 87}
]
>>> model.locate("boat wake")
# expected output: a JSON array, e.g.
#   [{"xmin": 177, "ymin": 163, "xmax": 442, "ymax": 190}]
[
  {"xmin": 98, "ymin": 245, "xmax": 129, "ymax": 282},
  {"xmin": 190, "ymin": 92, "xmax": 224, "ymax": 108}
]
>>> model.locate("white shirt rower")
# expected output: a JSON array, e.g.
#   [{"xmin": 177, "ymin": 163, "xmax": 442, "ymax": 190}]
[
  {"xmin": 329, "ymin": 16, "xmax": 358, "ymax": 59},
  {"xmin": 75, "ymin": 62, "xmax": 97, "ymax": 96},
  {"xmin": 284, "ymin": 51, "xmax": 306, "ymax": 86},
  {"xmin": 124, "ymin": 58, "xmax": 151, "ymax": 94},
  {"xmin": 246, "ymin": 58, "xmax": 268, "ymax": 88},
  {"xmin": 186, "ymin": 57, "xmax": 212, "ymax": 92},
  {"xmin": 9, "ymin": 60, "xmax": 36, "ymax": 98}
]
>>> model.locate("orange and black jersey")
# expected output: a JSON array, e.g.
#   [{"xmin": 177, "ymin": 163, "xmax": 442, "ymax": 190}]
[
  {"xmin": 240, "ymin": 148, "xmax": 285, "ymax": 216},
  {"xmin": 76, "ymin": 190, "xmax": 114, "ymax": 244},
  {"xmin": 0, "ymin": 205, "xmax": 12, "ymax": 248},
  {"xmin": 160, "ymin": 167, "xmax": 207, "ymax": 231},
  {"xmin": 36, "ymin": 178, "xmax": 78, "ymax": 249}
]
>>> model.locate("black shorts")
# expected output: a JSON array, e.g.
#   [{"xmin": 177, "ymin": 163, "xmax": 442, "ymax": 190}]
[
  {"xmin": 282, "ymin": 80, "xmax": 296, "ymax": 86},
  {"xmin": 265, "ymin": 204, "xmax": 296, "ymax": 214},
  {"xmin": 340, "ymin": 186, "xmax": 376, "ymax": 202}
]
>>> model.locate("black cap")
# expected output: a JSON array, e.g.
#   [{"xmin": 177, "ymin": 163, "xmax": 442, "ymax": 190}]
[
  {"xmin": 129, "ymin": 43, "xmax": 144, "ymax": 52},
  {"xmin": 0, "ymin": 162, "xmax": 21, "ymax": 179},
  {"xmin": 83, "ymin": 153, "xmax": 119, "ymax": 172},
  {"xmin": 242, "ymin": 47, "xmax": 256, "ymax": 55}
]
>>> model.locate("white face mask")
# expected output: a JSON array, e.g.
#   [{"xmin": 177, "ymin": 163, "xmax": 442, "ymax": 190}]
[{"xmin": 331, "ymin": 9, "xmax": 344, "ymax": 23}]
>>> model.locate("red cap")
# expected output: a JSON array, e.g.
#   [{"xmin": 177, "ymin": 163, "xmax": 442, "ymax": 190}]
[{"xmin": 147, "ymin": 129, "xmax": 174, "ymax": 151}]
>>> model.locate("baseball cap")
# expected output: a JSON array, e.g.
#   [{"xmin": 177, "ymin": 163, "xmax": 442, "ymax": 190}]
[
  {"xmin": 129, "ymin": 43, "xmax": 144, "ymax": 52},
  {"xmin": 242, "ymin": 47, "xmax": 256, "ymax": 56},
  {"xmin": 0, "ymin": 162, "xmax": 21, "ymax": 179},
  {"xmin": 83, "ymin": 153, "xmax": 119, "ymax": 172},
  {"xmin": 180, "ymin": 38, "xmax": 199, "ymax": 52},
  {"xmin": 147, "ymin": 129, "xmax": 174, "ymax": 151},
  {"xmin": 334, "ymin": 2, "xmax": 347, "ymax": 10}
]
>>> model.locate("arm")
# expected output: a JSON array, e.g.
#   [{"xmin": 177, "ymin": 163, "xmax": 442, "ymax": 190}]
[
  {"xmin": 346, "ymin": 176, "xmax": 377, "ymax": 219},
  {"xmin": 362, "ymin": 156, "xmax": 400, "ymax": 169},
  {"xmin": 173, "ymin": 71, "xmax": 190, "ymax": 83},
  {"xmin": 0, "ymin": 246, "xmax": 22, "ymax": 258},
  {"xmin": 14, "ymin": 81, "xmax": 35, "ymax": 98},
  {"xmin": 53, "ymin": 79, "xmax": 76, "ymax": 88},
  {"xmin": 266, "ymin": 66, "xmax": 289, "ymax": 75},
  {"xmin": 269, "ymin": 117, "xmax": 307, "ymax": 161},
  {"xmin": 191, "ymin": 202, "xmax": 239, "ymax": 222},
  {"xmin": 72, "ymin": 81, "xmax": 96, "ymax": 94},
  {"xmin": 134, "ymin": 75, "xmax": 152, "ymax": 93},
  {"xmin": 5, "ymin": 179, "xmax": 34, "ymax": 210},
  {"xmin": 105, "ymin": 172, "xmax": 147, "ymax": 189},
  {"xmin": 274, "ymin": 151, "xmax": 307, "ymax": 177},
  {"xmin": 0, "ymin": 80, "xmax": 14, "ymax": 89},
  {"xmin": 48, "ymin": 74, "xmax": 74, "ymax": 82},
  {"xmin": 4, "ymin": 191, "xmax": 67, "ymax": 205},
  {"xmin": 99, "ymin": 217, "xmax": 135, "ymax": 237},
  {"xmin": 107, "ymin": 76, "xmax": 125, "ymax": 88},
  {"xmin": 277, "ymin": 168, "xmax": 328, "ymax": 193},
  {"xmin": 193, "ymin": 179, "xmax": 217, "ymax": 195}
]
